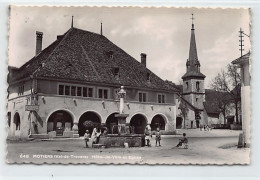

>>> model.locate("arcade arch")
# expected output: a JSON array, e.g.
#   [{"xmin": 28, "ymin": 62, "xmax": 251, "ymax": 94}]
[
  {"xmin": 130, "ymin": 114, "xmax": 147, "ymax": 134},
  {"xmin": 78, "ymin": 111, "xmax": 102, "ymax": 136},
  {"xmin": 47, "ymin": 110, "xmax": 73, "ymax": 134},
  {"xmin": 13, "ymin": 112, "xmax": 21, "ymax": 131},
  {"xmin": 151, "ymin": 114, "xmax": 166, "ymax": 131},
  {"xmin": 176, "ymin": 117, "xmax": 183, "ymax": 129},
  {"xmin": 106, "ymin": 112, "xmax": 119, "ymax": 134}
]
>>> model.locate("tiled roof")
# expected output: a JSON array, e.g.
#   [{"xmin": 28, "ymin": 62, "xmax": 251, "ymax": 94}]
[
  {"xmin": 9, "ymin": 27, "xmax": 179, "ymax": 92},
  {"xmin": 181, "ymin": 97, "xmax": 203, "ymax": 111},
  {"xmin": 203, "ymin": 89, "xmax": 231, "ymax": 114},
  {"xmin": 232, "ymin": 52, "xmax": 250, "ymax": 65}
]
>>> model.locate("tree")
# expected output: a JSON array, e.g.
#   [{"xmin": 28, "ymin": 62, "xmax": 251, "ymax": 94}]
[
  {"xmin": 212, "ymin": 91, "xmax": 231, "ymax": 124},
  {"xmin": 210, "ymin": 64, "xmax": 241, "ymax": 124},
  {"xmin": 178, "ymin": 99, "xmax": 189, "ymax": 129}
]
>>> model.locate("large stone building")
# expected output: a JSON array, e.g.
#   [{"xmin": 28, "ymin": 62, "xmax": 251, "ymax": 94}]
[{"xmin": 7, "ymin": 23, "xmax": 179, "ymax": 139}]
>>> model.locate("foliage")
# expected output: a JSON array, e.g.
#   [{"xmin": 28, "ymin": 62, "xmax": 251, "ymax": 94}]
[
  {"xmin": 178, "ymin": 100, "xmax": 189, "ymax": 128},
  {"xmin": 210, "ymin": 64, "xmax": 241, "ymax": 123}
]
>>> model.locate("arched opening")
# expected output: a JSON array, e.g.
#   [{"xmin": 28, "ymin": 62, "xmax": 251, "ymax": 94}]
[
  {"xmin": 176, "ymin": 117, "xmax": 183, "ymax": 129},
  {"xmin": 106, "ymin": 112, "xmax": 119, "ymax": 134},
  {"xmin": 13, "ymin": 112, "xmax": 20, "ymax": 131},
  {"xmin": 78, "ymin": 111, "xmax": 101, "ymax": 136},
  {"xmin": 7, "ymin": 112, "xmax": 11, "ymax": 127},
  {"xmin": 151, "ymin": 115, "xmax": 166, "ymax": 131},
  {"xmin": 130, "ymin": 114, "xmax": 147, "ymax": 134},
  {"xmin": 47, "ymin": 110, "xmax": 73, "ymax": 135}
]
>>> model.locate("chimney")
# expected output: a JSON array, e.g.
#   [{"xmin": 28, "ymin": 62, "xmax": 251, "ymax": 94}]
[
  {"xmin": 35, "ymin": 31, "xmax": 43, "ymax": 56},
  {"xmin": 141, "ymin": 53, "xmax": 147, "ymax": 67}
]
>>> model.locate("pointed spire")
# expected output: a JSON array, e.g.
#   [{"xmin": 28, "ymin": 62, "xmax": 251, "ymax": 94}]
[
  {"xmin": 188, "ymin": 13, "xmax": 199, "ymax": 72},
  {"xmin": 71, "ymin": 16, "xmax": 74, "ymax": 28},
  {"xmin": 191, "ymin": 13, "xmax": 195, "ymax": 30},
  {"xmin": 100, "ymin": 22, "xmax": 103, "ymax": 36},
  {"xmin": 182, "ymin": 13, "xmax": 205, "ymax": 79}
]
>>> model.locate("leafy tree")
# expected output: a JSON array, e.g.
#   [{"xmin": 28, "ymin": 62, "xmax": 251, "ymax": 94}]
[
  {"xmin": 210, "ymin": 64, "xmax": 241, "ymax": 124},
  {"xmin": 178, "ymin": 99, "xmax": 189, "ymax": 128}
]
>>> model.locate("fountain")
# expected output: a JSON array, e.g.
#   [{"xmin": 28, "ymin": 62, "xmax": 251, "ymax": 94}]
[{"xmin": 99, "ymin": 86, "xmax": 145, "ymax": 147}]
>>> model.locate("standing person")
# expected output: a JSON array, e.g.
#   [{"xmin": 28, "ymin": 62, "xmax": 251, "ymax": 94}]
[
  {"xmin": 91, "ymin": 127, "xmax": 101, "ymax": 146},
  {"xmin": 155, "ymin": 127, "xmax": 161, "ymax": 147},
  {"xmin": 199, "ymin": 124, "xmax": 203, "ymax": 131},
  {"xmin": 144, "ymin": 126, "xmax": 152, "ymax": 147},
  {"xmin": 84, "ymin": 130, "xmax": 90, "ymax": 148},
  {"xmin": 96, "ymin": 127, "xmax": 101, "ymax": 143}
]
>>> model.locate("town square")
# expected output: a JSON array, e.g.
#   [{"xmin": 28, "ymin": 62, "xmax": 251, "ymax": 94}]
[
  {"xmin": 7, "ymin": 129, "xmax": 249, "ymax": 164},
  {"xmin": 6, "ymin": 6, "xmax": 250, "ymax": 165}
]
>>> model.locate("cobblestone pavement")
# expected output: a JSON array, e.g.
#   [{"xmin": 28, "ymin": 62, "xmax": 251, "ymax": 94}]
[{"xmin": 6, "ymin": 130, "xmax": 249, "ymax": 165}]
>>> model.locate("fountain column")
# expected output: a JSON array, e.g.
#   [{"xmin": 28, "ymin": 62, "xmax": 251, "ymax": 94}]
[{"xmin": 115, "ymin": 86, "xmax": 129, "ymax": 135}]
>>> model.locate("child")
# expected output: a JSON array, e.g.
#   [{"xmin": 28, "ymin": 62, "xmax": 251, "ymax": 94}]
[
  {"xmin": 176, "ymin": 133, "xmax": 188, "ymax": 147},
  {"xmin": 144, "ymin": 126, "xmax": 152, "ymax": 147},
  {"xmin": 84, "ymin": 130, "xmax": 90, "ymax": 148},
  {"xmin": 155, "ymin": 128, "xmax": 161, "ymax": 147}
]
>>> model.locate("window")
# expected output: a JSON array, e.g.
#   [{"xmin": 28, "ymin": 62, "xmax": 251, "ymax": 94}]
[
  {"xmin": 18, "ymin": 85, "xmax": 24, "ymax": 96},
  {"xmin": 139, "ymin": 92, "xmax": 147, "ymax": 102},
  {"xmin": 82, "ymin": 87, "xmax": 93, "ymax": 97},
  {"xmin": 158, "ymin": 94, "xmax": 165, "ymax": 103},
  {"xmin": 77, "ymin": 87, "xmax": 82, "ymax": 97},
  {"xmin": 88, "ymin": 88, "xmax": 93, "ymax": 97},
  {"xmin": 59, "ymin": 85, "xmax": 64, "ymax": 95},
  {"xmin": 7, "ymin": 112, "xmax": 11, "ymax": 127},
  {"xmin": 71, "ymin": 86, "xmax": 76, "ymax": 96},
  {"xmin": 58, "ymin": 84, "xmax": 94, "ymax": 97},
  {"xmin": 65, "ymin": 86, "xmax": 70, "ymax": 95},
  {"xmin": 109, "ymin": 51, "xmax": 114, "ymax": 59},
  {"xmin": 147, "ymin": 72, "xmax": 151, "ymax": 82},
  {"xmin": 186, "ymin": 82, "xmax": 189, "ymax": 89},
  {"xmin": 196, "ymin": 81, "xmax": 200, "ymax": 92},
  {"xmin": 98, "ymin": 89, "xmax": 109, "ymax": 99},
  {"xmin": 196, "ymin": 98, "xmax": 198, "ymax": 102},
  {"xmin": 113, "ymin": 67, "xmax": 120, "ymax": 79}
]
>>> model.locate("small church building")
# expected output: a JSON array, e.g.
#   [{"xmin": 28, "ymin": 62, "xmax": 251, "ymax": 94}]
[
  {"xmin": 7, "ymin": 20, "xmax": 180, "ymax": 139},
  {"xmin": 175, "ymin": 15, "xmax": 240, "ymax": 129}
]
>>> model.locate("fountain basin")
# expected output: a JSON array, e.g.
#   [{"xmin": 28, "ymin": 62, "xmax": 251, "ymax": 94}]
[{"xmin": 99, "ymin": 134, "xmax": 145, "ymax": 148}]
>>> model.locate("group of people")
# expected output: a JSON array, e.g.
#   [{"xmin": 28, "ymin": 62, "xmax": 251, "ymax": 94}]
[
  {"xmin": 144, "ymin": 126, "xmax": 162, "ymax": 147},
  {"xmin": 199, "ymin": 124, "xmax": 212, "ymax": 131},
  {"xmin": 144, "ymin": 126, "xmax": 188, "ymax": 148},
  {"xmin": 84, "ymin": 125, "xmax": 189, "ymax": 148},
  {"xmin": 84, "ymin": 127, "xmax": 107, "ymax": 148}
]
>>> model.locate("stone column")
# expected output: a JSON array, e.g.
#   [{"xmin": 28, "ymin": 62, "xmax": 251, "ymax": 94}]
[{"xmin": 72, "ymin": 122, "xmax": 79, "ymax": 138}]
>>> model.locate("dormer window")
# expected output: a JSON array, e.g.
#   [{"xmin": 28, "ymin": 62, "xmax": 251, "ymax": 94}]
[
  {"xmin": 107, "ymin": 51, "xmax": 114, "ymax": 59},
  {"xmin": 147, "ymin": 72, "xmax": 151, "ymax": 82},
  {"xmin": 113, "ymin": 67, "xmax": 120, "ymax": 79},
  {"xmin": 114, "ymin": 67, "xmax": 119, "ymax": 76}
]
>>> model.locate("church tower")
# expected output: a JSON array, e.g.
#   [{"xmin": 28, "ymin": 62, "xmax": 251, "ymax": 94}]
[{"xmin": 182, "ymin": 14, "xmax": 206, "ymax": 110}]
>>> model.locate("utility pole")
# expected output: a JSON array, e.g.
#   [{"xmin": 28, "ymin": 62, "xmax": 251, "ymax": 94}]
[{"xmin": 239, "ymin": 28, "xmax": 249, "ymax": 57}]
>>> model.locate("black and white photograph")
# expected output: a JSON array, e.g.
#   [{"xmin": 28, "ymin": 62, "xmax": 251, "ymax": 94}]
[{"xmin": 6, "ymin": 6, "xmax": 251, "ymax": 164}]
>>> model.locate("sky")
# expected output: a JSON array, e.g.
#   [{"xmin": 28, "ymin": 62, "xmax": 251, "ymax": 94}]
[{"xmin": 8, "ymin": 6, "xmax": 251, "ymax": 88}]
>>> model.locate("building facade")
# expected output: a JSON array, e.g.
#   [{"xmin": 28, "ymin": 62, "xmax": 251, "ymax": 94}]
[
  {"xmin": 232, "ymin": 52, "xmax": 251, "ymax": 146},
  {"xmin": 7, "ymin": 25, "xmax": 179, "ymax": 139}
]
